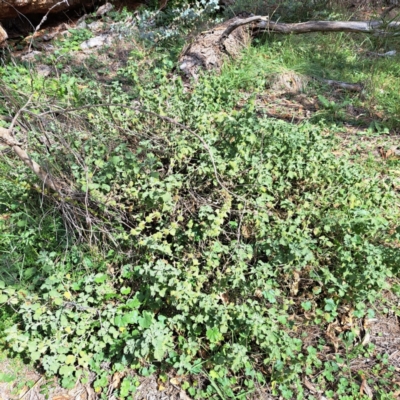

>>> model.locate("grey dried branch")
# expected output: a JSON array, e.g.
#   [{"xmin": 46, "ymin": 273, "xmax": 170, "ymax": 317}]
[
  {"xmin": 179, "ymin": 16, "xmax": 400, "ymax": 78},
  {"xmin": 0, "ymin": 126, "xmax": 62, "ymax": 192}
]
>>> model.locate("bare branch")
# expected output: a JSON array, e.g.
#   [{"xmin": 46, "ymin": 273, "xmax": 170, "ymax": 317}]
[
  {"xmin": 179, "ymin": 16, "xmax": 400, "ymax": 77},
  {"xmin": 0, "ymin": 126, "xmax": 62, "ymax": 192},
  {"xmin": 313, "ymin": 77, "xmax": 363, "ymax": 92},
  {"xmin": 8, "ymin": 94, "xmax": 33, "ymax": 132},
  {"xmin": 38, "ymin": 103, "xmax": 231, "ymax": 195},
  {"xmin": 218, "ymin": 16, "xmax": 267, "ymax": 45},
  {"xmin": 254, "ymin": 19, "xmax": 400, "ymax": 35},
  {"xmin": 28, "ymin": 0, "xmax": 70, "ymax": 52}
]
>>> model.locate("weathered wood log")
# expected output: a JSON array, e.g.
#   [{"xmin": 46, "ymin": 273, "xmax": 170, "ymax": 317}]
[
  {"xmin": 0, "ymin": 0, "xmax": 105, "ymax": 45},
  {"xmin": 253, "ymin": 19, "xmax": 400, "ymax": 35},
  {"xmin": 179, "ymin": 16, "xmax": 400, "ymax": 78},
  {"xmin": 0, "ymin": 23, "xmax": 7, "ymax": 47},
  {"xmin": 179, "ymin": 15, "xmax": 252, "ymax": 80},
  {"xmin": 0, "ymin": 0, "xmax": 90, "ymax": 20}
]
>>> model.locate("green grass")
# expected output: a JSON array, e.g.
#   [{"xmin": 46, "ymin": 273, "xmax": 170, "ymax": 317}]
[
  {"xmin": 0, "ymin": 372, "xmax": 16, "ymax": 383},
  {"xmin": 0, "ymin": 346, "xmax": 38, "ymax": 398},
  {"xmin": 217, "ymin": 30, "xmax": 400, "ymax": 129}
]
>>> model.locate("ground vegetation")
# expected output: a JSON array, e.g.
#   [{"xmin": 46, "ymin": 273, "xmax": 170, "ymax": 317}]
[{"xmin": 0, "ymin": 0, "xmax": 400, "ymax": 398}]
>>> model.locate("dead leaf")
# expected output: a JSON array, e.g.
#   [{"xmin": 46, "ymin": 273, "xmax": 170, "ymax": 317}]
[
  {"xmin": 386, "ymin": 148, "xmax": 395, "ymax": 158},
  {"xmin": 290, "ymin": 271, "xmax": 300, "ymax": 296},
  {"xmin": 326, "ymin": 323, "xmax": 340, "ymax": 352},
  {"xmin": 73, "ymin": 388, "xmax": 88, "ymax": 400},
  {"xmin": 379, "ymin": 147, "xmax": 386, "ymax": 159},
  {"xmin": 388, "ymin": 147, "xmax": 400, "ymax": 159},
  {"xmin": 111, "ymin": 372, "xmax": 124, "ymax": 389},
  {"xmin": 241, "ymin": 224, "xmax": 252, "ymax": 238},
  {"xmin": 170, "ymin": 377, "xmax": 182, "ymax": 386},
  {"xmin": 52, "ymin": 395, "xmax": 71, "ymax": 400},
  {"xmin": 379, "ymin": 146, "xmax": 400, "ymax": 160},
  {"xmin": 340, "ymin": 310, "xmax": 354, "ymax": 328},
  {"xmin": 220, "ymin": 293, "xmax": 229, "ymax": 304},
  {"xmin": 304, "ymin": 312, "xmax": 314, "ymax": 320},
  {"xmin": 363, "ymin": 318, "xmax": 377, "ymax": 329},
  {"xmin": 393, "ymin": 389, "xmax": 400, "ymax": 398},
  {"xmin": 303, "ymin": 378, "xmax": 319, "ymax": 394},
  {"xmin": 360, "ymin": 377, "xmax": 373, "ymax": 399},
  {"xmin": 361, "ymin": 331, "xmax": 370, "ymax": 346}
]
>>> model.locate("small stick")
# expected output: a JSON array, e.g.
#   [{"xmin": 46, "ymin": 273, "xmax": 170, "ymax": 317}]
[
  {"xmin": 18, "ymin": 376, "xmax": 44, "ymax": 400},
  {"xmin": 313, "ymin": 77, "xmax": 363, "ymax": 92}
]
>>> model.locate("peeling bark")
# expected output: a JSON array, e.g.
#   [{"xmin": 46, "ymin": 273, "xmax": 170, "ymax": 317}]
[
  {"xmin": 0, "ymin": 23, "xmax": 7, "ymax": 47},
  {"xmin": 179, "ymin": 16, "xmax": 252, "ymax": 79},
  {"xmin": 179, "ymin": 16, "xmax": 400, "ymax": 78}
]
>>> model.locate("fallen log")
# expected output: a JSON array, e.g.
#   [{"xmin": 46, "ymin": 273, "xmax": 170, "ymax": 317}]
[
  {"xmin": 179, "ymin": 16, "xmax": 400, "ymax": 78},
  {"xmin": 0, "ymin": 0, "xmax": 90, "ymax": 20},
  {"xmin": 252, "ymin": 19, "xmax": 400, "ymax": 35},
  {"xmin": 179, "ymin": 15, "xmax": 252, "ymax": 80}
]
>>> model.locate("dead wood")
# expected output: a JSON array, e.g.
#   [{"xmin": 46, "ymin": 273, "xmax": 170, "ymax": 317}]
[
  {"xmin": 0, "ymin": 23, "xmax": 6, "ymax": 47},
  {"xmin": 0, "ymin": 126, "xmax": 62, "ymax": 192},
  {"xmin": 179, "ymin": 16, "xmax": 252, "ymax": 79},
  {"xmin": 179, "ymin": 16, "xmax": 400, "ymax": 78},
  {"xmin": 253, "ymin": 19, "xmax": 400, "ymax": 34},
  {"xmin": 314, "ymin": 77, "xmax": 364, "ymax": 92},
  {"xmin": 0, "ymin": 122, "xmax": 123, "ymax": 243}
]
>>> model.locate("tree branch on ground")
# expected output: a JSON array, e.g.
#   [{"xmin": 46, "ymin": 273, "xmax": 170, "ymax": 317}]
[
  {"xmin": 0, "ymin": 126, "xmax": 62, "ymax": 192},
  {"xmin": 179, "ymin": 15, "xmax": 400, "ymax": 78}
]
